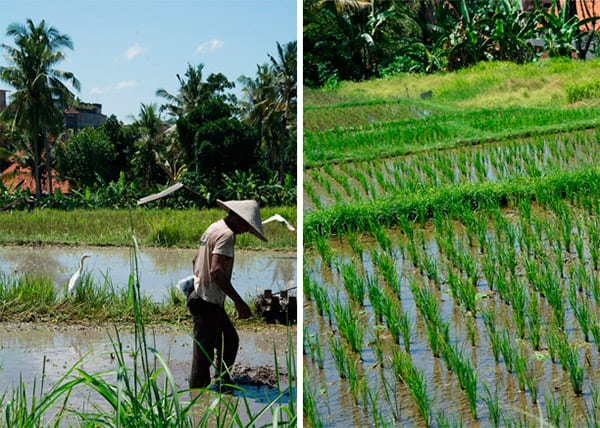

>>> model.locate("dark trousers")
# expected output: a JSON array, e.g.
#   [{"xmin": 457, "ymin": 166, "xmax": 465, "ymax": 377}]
[{"xmin": 187, "ymin": 292, "xmax": 239, "ymax": 389}]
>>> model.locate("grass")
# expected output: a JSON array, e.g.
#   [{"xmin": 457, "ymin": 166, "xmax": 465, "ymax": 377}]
[{"xmin": 0, "ymin": 206, "xmax": 297, "ymax": 250}]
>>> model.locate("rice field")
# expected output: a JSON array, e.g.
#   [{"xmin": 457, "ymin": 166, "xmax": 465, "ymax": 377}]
[{"xmin": 303, "ymin": 59, "xmax": 600, "ymax": 427}]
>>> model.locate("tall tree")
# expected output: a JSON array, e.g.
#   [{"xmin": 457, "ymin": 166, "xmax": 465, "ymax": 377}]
[
  {"xmin": 268, "ymin": 41, "xmax": 297, "ymax": 183},
  {"xmin": 156, "ymin": 63, "xmax": 235, "ymax": 120},
  {"xmin": 132, "ymin": 103, "xmax": 164, "ymax": 189},
  {"xmin": 0, "ymin": 19, "xmax": 80, "ymax": 200}
]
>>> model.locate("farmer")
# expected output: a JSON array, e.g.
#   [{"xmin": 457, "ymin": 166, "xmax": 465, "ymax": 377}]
[{"xmin": 187, "ymin": 199, "xmax": 267, "ymax": 389}]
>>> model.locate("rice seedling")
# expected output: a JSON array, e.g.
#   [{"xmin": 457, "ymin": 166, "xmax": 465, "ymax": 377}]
[
  {"xmin": 369, "ymin": 326, "xmax": 386, "ymax": 367},
  {"xmin": 303, "ymin": 371, "xmax": 324, "ymax": 428},
  {"xmin": 481, "ymin": 382, "xmax": 500, "ymax": 428},
  {"xmin": 545, "ymin": 392, "xmax": 573, "ymax": 428},
  {"xmin": 398, "ymin": 310, "xmax": 413, "ymax": 353},
  {"xmin": 331, "ymin": 296, "xmax": 364, "ymax": 354},
  {"xmin": 527, "ymin": 291, "xmax": 541, "ymax": 351},
  {"xmin": 329, "ymin": 335, "xmax": 347, "ymax": 379},
  {"xmin": 509, "ymin": 278, "xmax": 528, "ymax": 340},
  {"xmin": 340, "ymin": 263, "xmax": 366, "ymax": 306},
  {"xmin": 304, "ymin": 330, "xmax": 324, "ymax": 369},
  {"xmin": 498, "ymin": 330, "xmax": 515, "ymax": 373},
  {"xmin": 391, "ymin": 348, "xmax": 431, "ymax": 426},
  {"xmin": 590, "ymin": 315, "xmax": 600, "ymax": 352},
  {"xmin": 371, "ymin": 249, "xmax": 400, "ymax": 297},
  {"xmin": 568, "ymin": 282, "xmax": 590, "ymax": 342}
]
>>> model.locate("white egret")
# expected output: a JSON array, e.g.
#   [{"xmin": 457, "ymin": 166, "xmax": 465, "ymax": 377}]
[
  {"xmin": 262, "ymin": 214, "xmax": 295, "ymax": 231},
  {"xmin": 68, "ymin": 255, "xmax": 91, "ymax": 294}
]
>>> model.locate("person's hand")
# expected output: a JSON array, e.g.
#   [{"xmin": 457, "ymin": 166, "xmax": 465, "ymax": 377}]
[{"xmin": 235, "ymin": 301, "xmax": 252, "ymax": 319}]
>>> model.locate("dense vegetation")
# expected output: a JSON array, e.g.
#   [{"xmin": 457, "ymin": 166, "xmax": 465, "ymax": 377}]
[
  {"xmin": 0, "ymin": 19, "xmax": 297, "ymax": 210},
  {"xmin": 304, "ymin": 0, "xmax": 600, "ymax": 87}
]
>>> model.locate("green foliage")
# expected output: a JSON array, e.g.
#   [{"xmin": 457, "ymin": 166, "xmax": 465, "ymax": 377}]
[
  {"xmin": 177, "ymin": 97, "xmax": 260, "ymax": 191},
  {"xmin": 54, "ymin": 127, "xmax": 116, "ymax": 187},
  {"xmin": 566, "ymin": 79, "xmax": 600, "ymax": 103}
]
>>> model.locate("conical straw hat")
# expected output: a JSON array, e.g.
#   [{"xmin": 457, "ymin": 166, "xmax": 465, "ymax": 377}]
[{"xmin": 217, "ymin": 199, "xmax": 268, "ymax": 242}]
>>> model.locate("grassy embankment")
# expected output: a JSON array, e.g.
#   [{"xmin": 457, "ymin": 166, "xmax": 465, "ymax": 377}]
[{"xmin": 0, "ymin": 205, "xmax": 297, "ymax": 250}]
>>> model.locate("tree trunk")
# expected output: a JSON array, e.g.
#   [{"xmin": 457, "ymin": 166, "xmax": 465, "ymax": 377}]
[
  {"xmin": 33, "ymin": 132, "xmax": 41, "ymax": 203},
  {"xmin": 279, "ymin": 117, "xmax": 286, "ymax": 185},
  {"xmin": 44, "ymin": 132, "xmax": 53, "ymax": 195}
]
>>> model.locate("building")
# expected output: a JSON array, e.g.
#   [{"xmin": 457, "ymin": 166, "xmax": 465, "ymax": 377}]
[{"xmin": 64, "ymin": 103, "xmax": 107, "ymax": 133}]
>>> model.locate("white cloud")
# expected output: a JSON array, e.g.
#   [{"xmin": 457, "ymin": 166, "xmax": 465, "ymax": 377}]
[
  {"xmin": 195, "ymin": 39, "xmax": 224, "ymax": 55},
  {"xmin": 114, "ymin": 80, "xmax": 138, "ymax": 90},
  {"xmin": 90, "ymin": 87, "xmax": 104, "ymax": 94},
  {"xmin": 124, "ymin": 43, "xmax": 147, "ymax": 61}
]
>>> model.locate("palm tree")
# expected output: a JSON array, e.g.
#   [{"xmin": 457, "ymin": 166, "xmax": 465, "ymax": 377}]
[
  {"xmin": 268, "ymin": 41, "xmax": 297, "ymax": 183},
  {"xmin": 156, "ymin": 63, "xmax": 235, "ymax": 120},
  {"xmin": 132, "ymin": 103, "xmax": 163, "ymax": 189},
  {"xmin": 0, "ymin": 19, "xmax": 80, "ymax": 200},
  {"xmin": 238, "ymin": 64, "xmax": 279, "ymax": 174},
  {"xmin": 239, "ymin": 41, "xmax": 297, "ymax": 185}
]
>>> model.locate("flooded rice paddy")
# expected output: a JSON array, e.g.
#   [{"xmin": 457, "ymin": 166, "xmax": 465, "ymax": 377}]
[
  {"xmin": 0, "ymin": 245, "xmax": 297, "ymax": 425},
  {"xmin": 0, "ymin": 245, "xmax": 296, "ymax": 302},
  {"xmin": 304, "ymin": 198, "xmax": 600, "ymax": 426}
]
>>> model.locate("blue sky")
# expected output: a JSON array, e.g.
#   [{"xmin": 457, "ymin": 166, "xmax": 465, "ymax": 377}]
[{"xmin": 0, "ymin": 0, "xmax": 297, "ymax": 123}]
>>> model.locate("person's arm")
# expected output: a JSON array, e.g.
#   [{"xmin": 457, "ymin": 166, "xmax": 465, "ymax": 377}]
[{"xmin": 210, "ymin": 253, "xmax": 252, "ymax": 319}]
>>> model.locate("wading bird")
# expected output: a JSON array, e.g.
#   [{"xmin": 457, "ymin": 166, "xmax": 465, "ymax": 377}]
[
  {"xmin": 262, "ymin": 214, "xmax": 295, "ymax": 231},
  {"xmin": 68, "ymin": 255, "xmax": 91, "ymax": 294}
]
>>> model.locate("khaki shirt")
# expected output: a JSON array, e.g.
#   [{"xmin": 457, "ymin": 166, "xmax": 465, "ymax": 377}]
[{"xmin": 193, "ymin": 219, "xmax": 235, "ymax": 306}]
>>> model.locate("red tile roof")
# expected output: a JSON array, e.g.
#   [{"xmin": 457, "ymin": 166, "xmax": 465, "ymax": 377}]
[{"xmin": 1, "ymin": 162, "xmax": 70, "ymax": 194}]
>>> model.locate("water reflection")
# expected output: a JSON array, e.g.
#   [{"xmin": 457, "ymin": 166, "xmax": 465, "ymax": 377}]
[{"xmin": 0, "ymin": 246, "xmax": 296, "ymax": 301}]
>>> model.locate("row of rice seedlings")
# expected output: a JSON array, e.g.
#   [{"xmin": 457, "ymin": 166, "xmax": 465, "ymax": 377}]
[
  {"xmin": 304, "ymin": 104, "xmax": 600, "ymax": 168},
  {"xmin": 441, "ymin": 341, "xmax": 478, "ymax": 419},
  {"xmin": 305, "ymin": 129, "xmax": 600, "ymax": 208},
  {"xmin": 327, "ymin": 333, "xmax": 366, "ymax": 407},
  {"xmin": 306, "ymin": 187, "xmax": 600, "ymax": 424}
]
